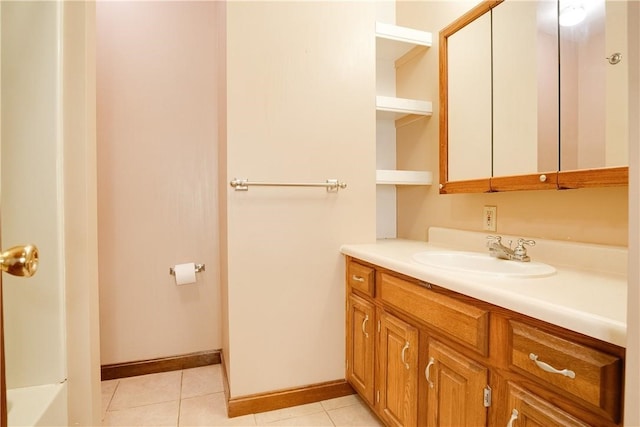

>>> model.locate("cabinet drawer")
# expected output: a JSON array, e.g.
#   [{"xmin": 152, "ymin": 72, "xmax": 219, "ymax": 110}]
[
  {"xmin": 379, "ymin": 273, "xmax": 489, "ymax": 355},
  {"xmin": 347, "ymin": 261, "xmax": 375, "ymax": 297},
  {"xmin": 504, "ymin": 381, "xmax": 590, "ymax": 427},
  {"xmin": 509, "ymin": 320, "xmax": 622, "ymax": 422}
]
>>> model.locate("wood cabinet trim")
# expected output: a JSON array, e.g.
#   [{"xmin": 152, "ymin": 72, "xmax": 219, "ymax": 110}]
[
  {"xmin": 378, "ymin": 272, "xmax": 490, "ymax": 356},
  {"xmin": 490, "ymin": 172, "xmax": 559, "ymax": 192},
  {"xmin": 558, "ymin": 166, "xmax": 628, "ymax": 189}
]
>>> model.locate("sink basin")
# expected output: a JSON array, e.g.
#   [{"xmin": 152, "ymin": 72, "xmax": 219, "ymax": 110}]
[{"xmin": 412, "ymin": 251, "xmax": 556, "ymax": 278}]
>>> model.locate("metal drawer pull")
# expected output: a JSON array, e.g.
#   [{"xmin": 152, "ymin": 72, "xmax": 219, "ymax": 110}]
[
  {"xmin": 529, "ymin": 353, "xmax": 576, "ymax": 379},
  {"xmin": 425, "ymin": 357, "xmax": 435, "ymax": 388},
  {"xmin": 506, "ymin": 409, "xmax": 518, "ymax": 427},
  {"xmin": 362, "ymin": 315, "xmax": 369, "ymax": 338},
  {"xmin": 351, "ymin": 275, "xmax": 365, "ymax": 282},
  {"xmin": 401, "ymin": 341, "xmax": 410, "ymax": 369}
]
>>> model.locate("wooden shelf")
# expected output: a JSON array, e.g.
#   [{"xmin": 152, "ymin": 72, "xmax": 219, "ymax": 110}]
[
  {"xmin": 376, "ymin": 22, "xmax": 432, "ymax": 61},
  {"xmin": 376, "ymin": 170, "xmax": 433, "ymax": 186}
]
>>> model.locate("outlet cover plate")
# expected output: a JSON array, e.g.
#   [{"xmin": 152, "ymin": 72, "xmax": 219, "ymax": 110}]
[{"xmin": 483, "ymin": 206, "xmax": 497, "ymax": 232}]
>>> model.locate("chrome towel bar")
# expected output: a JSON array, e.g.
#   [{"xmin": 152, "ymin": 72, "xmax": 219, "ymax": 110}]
[{"xmin": 230, "ymin": 178, "xmax": 347, "ymax": 192}]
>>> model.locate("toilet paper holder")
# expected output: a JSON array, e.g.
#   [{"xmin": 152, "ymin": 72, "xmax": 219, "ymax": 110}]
[{"xmin": 169, "ymin": 263, "xmax": 205, "ymax": 276}]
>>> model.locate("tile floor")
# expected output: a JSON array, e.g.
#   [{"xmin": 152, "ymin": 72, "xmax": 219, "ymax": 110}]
[{"xmin": 102, "ymin": 364, "xmax": 383, "ymax": 426}]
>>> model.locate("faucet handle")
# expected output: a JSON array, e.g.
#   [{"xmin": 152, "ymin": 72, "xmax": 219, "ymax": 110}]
[
  {"xmin": 513, "ymin": 238, "xmax": 535, "ymax": 261},
  {"xmin": 516, "ymin": 238, "xmax": 536, "ymax": 248},
  {"xmin": 487, "ymin": 235, "xmax": 513, "ymax": 249},
  {"xmin": 486, "ymin": 235, "xmax": 502, "ymax": 244},
  {"xmin": 486, "ymin": 235, "xmax": 500, "ymax": 249}
]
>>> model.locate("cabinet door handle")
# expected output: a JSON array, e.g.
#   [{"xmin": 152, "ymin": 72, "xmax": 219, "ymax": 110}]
[
  {"xmin": 401, "ymin": 341, "xmax": 410, "ymax": 369},
  {"xmin": 529, "ymin": 353, "xmax": 576, "ymax": 379},
  {"xmin": 361, "ymin": 315, "xmax": 369, "ymax": 338},
  {"xmin": 506, "ymin": 409, "xmax": 518, "ymax": 427},
  {"xmin": 424, "ymin": 356, "xmax": 435, "ymax": 388},
  {"xmin": 351, "ymin": 275, "xmax": 365, "ymax": 282}
]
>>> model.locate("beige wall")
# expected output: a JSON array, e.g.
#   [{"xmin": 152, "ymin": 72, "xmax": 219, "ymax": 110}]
[
  {"xmin": 395, "ymin": 0, "xmax": 628, "ymax": 247},
  {"xmin": 625, "ymin": 1, "xmax": 639, "ymax": 423},
  {"xmin": 223, "ymin": 1, "xmax": 376, "ymax": 397},
  {"xmin": 97, "ymin": 2, "xmax": 221, "ymax": 365}
]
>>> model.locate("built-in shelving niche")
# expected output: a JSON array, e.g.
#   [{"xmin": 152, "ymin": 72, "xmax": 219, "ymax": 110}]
[{"xmin": 376, "ymin": 21, "xmax": 433, "ymax": 238}]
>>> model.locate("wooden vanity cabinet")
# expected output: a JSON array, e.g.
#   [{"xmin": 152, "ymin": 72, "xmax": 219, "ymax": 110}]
[
  {"xmin": 422, "ymin": 337, "xmax": 489, "ymax": 427},
  {"xmin": 344, "ymin": 257, "xmax": 625, "ymax": 427},
  {"xmin": 346, "ymin": 293, "xmax": 375, "ymax": 405},
  {"xmin": 377, "ymin": 310, "xmax": 419, "ymax": 427}
]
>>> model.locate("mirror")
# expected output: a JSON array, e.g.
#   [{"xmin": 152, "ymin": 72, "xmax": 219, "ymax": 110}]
[
  {"xmin": 439, "ymin": 0, "xmax": 630, "ymax": 194},
  {"xmin": 559, "ymin": 0, "xmax": 628, "ymax": 171},
  {"xmin": 446, "ymin": 11, "xmax": 492, "ymax": 183},
  {"xmin": 492, "ymin": 0, "xmax": 558, "ymax": 177}
]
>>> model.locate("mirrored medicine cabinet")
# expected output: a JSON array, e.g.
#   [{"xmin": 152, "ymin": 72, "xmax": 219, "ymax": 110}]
[{"xmin": 439, "ymin": 0, "xmax": 633, "ymax": 194}]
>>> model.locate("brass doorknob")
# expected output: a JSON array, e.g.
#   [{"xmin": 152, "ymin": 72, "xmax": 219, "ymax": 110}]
[{"xmin": 0, "ymin": 245, "xmax": 39, "ymax": 277}]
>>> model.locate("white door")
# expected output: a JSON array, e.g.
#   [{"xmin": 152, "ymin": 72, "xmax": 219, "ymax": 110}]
[{"xmin": 0, "ymin": 1, "xmax": 99, "ymax": 425}]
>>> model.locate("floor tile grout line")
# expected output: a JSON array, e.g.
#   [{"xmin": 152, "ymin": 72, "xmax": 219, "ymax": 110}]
[
  {"xmin": 104, "ymin": 398, "xmax": 182, "ymax": 413},
  {"xmin": 256, "ymin": 402, "xmax": 329, "ymax": 424},
  {"xmin": 324, "ymin": 401, "xmax": 364, "ymax": 427},
  {"xmin": 105, "ymin": 379, "xmax": 120, "ymax": 415},
  {"xmin": 177, "ymin": 369, "xmax": 184, "ymax": 427},
  {"xmin": 326, "ymin": 407, "xmax": 338, "ymax": 427}
]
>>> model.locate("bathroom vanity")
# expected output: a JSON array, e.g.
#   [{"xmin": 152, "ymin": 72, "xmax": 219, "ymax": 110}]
[{"xmin": 342, "ymin": 230, "xmax": 626, "ymax": 427}]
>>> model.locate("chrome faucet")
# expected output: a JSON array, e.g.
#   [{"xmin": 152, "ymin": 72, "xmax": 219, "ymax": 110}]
[{"xmin": 486, "ymin": 236, "xmax": 535, "ymax": 262}]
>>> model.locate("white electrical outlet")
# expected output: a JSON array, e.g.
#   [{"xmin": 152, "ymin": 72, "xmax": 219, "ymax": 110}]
[{"xmin": 483, "ymin": 206, "xmax": 497, "ymax": 231}]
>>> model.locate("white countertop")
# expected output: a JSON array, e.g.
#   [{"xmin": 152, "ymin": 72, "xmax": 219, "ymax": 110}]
[{"xmin": 340, "ymin": 237, "xmax": 627, "ymax": 347}]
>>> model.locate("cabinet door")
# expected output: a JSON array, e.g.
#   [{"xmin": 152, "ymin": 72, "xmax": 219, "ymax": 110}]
[
  {"xmin": 378, "ymin": 310, "xmax": 418, "ymax": 427},
  {"xmin": 425, "ymin": 339, "xmax": 488, "ymax": 427},
  {"xmin": 502, "ymin": 382, "xmax": 589, "ymax": 427},
  {"xmin": 346, "ymin": 293, "xmax": 375, "ymax": 405}
]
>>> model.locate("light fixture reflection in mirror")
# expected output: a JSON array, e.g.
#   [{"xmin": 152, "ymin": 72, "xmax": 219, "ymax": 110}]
[{"xmin": 559, "ymin": 3, "xmax": 586, "ymax": 27}]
